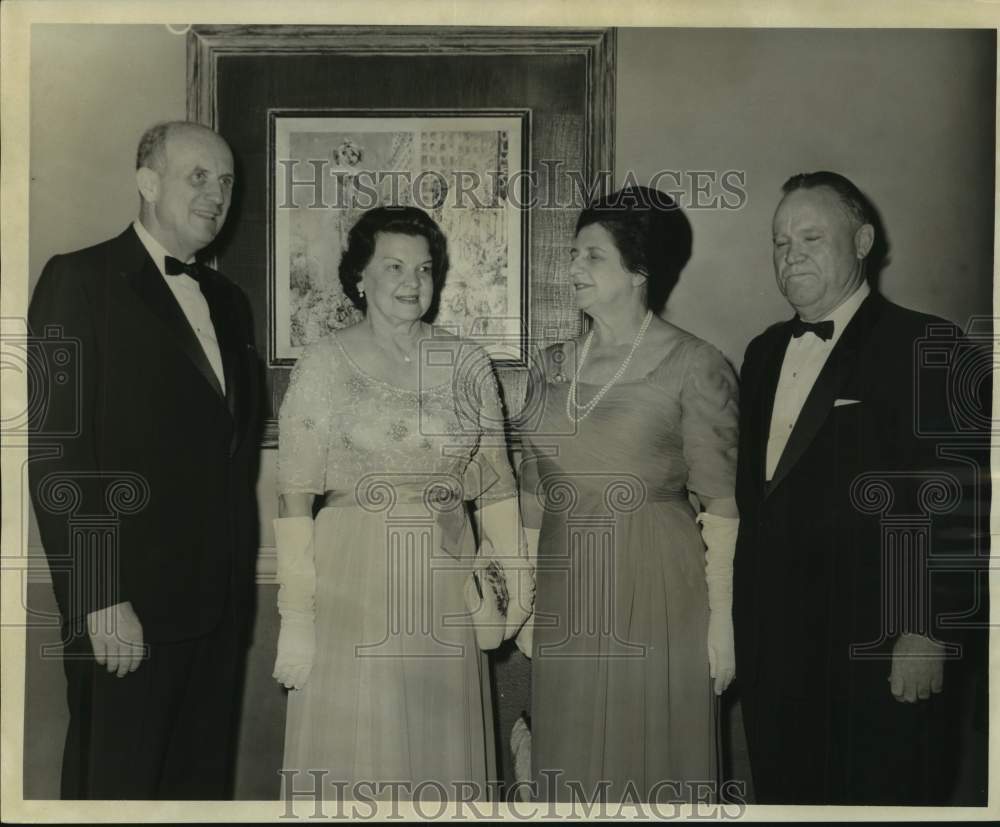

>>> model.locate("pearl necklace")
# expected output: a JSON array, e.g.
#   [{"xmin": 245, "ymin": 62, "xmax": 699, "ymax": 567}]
[{"xmin": 566, "ymin": 310, "xmax": 653, "ymax": 422}]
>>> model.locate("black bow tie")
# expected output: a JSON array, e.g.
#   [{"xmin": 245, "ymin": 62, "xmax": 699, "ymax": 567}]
[
  {"xmin": 164, "ymin": 256, "xmax": 203, "ymax": 282},
  {"xmin": 790, "ymin": 317, "xmax": 834, "ymax": 341}
]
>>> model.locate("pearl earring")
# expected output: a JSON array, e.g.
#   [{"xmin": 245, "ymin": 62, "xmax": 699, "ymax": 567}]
[{"xmin": 358, "ymin": 285, "xmax": 365, "ymax": 297}]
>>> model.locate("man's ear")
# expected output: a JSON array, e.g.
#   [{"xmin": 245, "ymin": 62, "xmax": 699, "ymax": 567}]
[
  {"xmin": 136, "ymin": 167, "xmax": 160, "ymax": 205},
  {"xmin": 855, "ymin": 223, "xmax": 875, "ymax": 259}
]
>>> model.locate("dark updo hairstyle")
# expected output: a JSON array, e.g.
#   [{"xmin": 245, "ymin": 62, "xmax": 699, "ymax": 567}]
[
  {"xmin": 338, "ymin": 205, "xmax": 450, "ymax": 321},
  {"xmin": 575, "ymin": 185, "xmax": 692, "ymax": 315}
]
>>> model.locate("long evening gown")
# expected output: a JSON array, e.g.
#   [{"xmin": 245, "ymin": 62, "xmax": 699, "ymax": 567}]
[
  {"xmin": 521, "ymin": 331, "xmax": 739, "ymax": 802},
  {"xmin": 276, "ymin": 330, "xmax": 516, "ymax": 800}
]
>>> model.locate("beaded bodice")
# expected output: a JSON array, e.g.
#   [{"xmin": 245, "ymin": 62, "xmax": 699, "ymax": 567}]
[{"xmin": 278, "ymin": 331, "xmax": 516, "ymax": 507}]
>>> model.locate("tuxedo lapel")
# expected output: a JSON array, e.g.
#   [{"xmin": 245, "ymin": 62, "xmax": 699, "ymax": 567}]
[
  {"xmin": 766, "ymin": 293, "xmax": 885, "ymax": 497},
  {"xmin": 198, "ymin": 269, "xmax": 251, "ymax": 454},
  {"xmin": 115, "ymin": 227, "xmax": 227, "ymax": 402},
  {"xmin": 198, "ymin": 272, "xmax": 237, "ymax": 415},
  {"xmin": 756, "ymin": 328, "xmax": 791, "ymax": 493}
]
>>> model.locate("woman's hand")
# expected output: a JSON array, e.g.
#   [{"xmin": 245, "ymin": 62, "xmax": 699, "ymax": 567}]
[
  {"xmin": 707, "ymin": 608, "xmax": 736, "ymax": 695},
  {"xmin": 273, "ymin": 615, "xmax": 315, "ymax": 690}
]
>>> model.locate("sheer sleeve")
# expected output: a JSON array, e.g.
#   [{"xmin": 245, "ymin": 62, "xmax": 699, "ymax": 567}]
[
  {"xmin": 453, "ymin": 343, "xmax": 517, "ymax": 504},
  {"xmin": 680, "ymin": 341, "xmax": 740, "ymax": 501},
  {"xmin": 277, "ymin": 341, "xmax": 335, "ymax": 496}
]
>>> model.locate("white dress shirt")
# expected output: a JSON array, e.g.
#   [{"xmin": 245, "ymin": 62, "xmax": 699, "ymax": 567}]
[
  {"xmin": 132, "ymin": 220, "xmax": 226, "ymax": 393},
  {"xmin": 765, "ymin": 281, "xmax": 870, "ymax": 480}
]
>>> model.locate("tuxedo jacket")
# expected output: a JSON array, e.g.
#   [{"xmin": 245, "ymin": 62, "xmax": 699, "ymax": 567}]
[
  {"xmin": 733, "ymin": 292, "xmax": 977, "ymax": 698},
  {"xmin": 28, "ymin": 226, "xmax": 261, "ymax": 643}
]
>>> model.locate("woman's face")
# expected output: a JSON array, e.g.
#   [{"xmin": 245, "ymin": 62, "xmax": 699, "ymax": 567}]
[
  {"xmin": 360, "ymin": 232, "xmax": 435, "ymax": 323},
  {"xmin": 569, "ymin": 222, "xmax": 641, "ymax": 313}
]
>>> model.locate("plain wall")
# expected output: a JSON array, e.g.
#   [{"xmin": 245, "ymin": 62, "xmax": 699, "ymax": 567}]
[
  {"xmin": 23, "ymin": 23, "xmax": 996, "ymax": 800},
  {"xmin": 617, "ymin": 28, "xmax": 995, "ymax": 366},
  {"xmin": 29, "ymin": 24, "xmax": 188, "ymax": 282}
]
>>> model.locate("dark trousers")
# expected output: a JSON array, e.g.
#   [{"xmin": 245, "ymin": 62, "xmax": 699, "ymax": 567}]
[
  {"xmin": 741, "ymin": 670, "xmax": 965, "ymax": 806},
  {"xmin": 60, "ymin": 604, "xmax": 245, "ymax": 800}
]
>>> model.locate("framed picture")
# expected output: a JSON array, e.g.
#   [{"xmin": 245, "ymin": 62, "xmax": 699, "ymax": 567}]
[
  {"xmin": 187, "ymin": 25, "xmax": 615, "ymax": 443},
  {"xmin": 270, "ymin": 110, "xmax": 529, "ymax": 363}
]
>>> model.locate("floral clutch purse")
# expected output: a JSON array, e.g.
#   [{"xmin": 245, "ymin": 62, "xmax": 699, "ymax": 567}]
[
  {"xmin": 478, "ymin": 560, "xmax": 509, "ymax": 611},
  {"xmin": 464, "ymin": 537, "xmax": 534, "ymax": 651}
]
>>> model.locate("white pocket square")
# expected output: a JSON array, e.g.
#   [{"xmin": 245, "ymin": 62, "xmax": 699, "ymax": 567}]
[{"xmin": 834, "ymin": 398, "xmax": 861, "ymax": 407}]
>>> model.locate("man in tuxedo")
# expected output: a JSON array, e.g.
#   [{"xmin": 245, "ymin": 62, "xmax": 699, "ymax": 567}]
[
  {"xmin": 28, "ymin": 121, "xmax": 260, "ymax": 799},
  {"xmin": 733, "ymin": 171, "xmax": 982, "ymax": 804}
]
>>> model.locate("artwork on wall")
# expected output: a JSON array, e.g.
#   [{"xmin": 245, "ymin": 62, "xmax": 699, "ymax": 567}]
[
  {"xmin": 187, "ymin": 24, "xmax": 615, "ymax": 441},
  {"xmin": 270, "ymin": 111, "xmax": 528, "ymax": 362}
]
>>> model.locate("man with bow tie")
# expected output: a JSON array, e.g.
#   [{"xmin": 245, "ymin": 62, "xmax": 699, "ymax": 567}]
[
  {"xmin": 28, "ymin": 121, "xmax": 260, "ymax": 799},
  {"xmin": 732, "ymin": 171, "xmax": 980, "ymax": 804}
]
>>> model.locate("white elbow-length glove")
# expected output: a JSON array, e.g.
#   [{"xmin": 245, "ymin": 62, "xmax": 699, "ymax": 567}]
[
  {"xmin": 698, "ymin": 512, "xmax": 738, "ymax": 696},
  {"xmin": 273, "ymin": 516, "xmax": 316, "ymax": 690},
  {"xmin": 514, "ymin": 527, "xmax": 540, "ymax": 659}
]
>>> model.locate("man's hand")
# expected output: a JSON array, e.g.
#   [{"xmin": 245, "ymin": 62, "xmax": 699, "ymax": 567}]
[
  {"xmin": 86, "ymin": 601, "xmax": 145, "ymax": 678},
  {"xmin": 889, "ymin": 633, "xmax": 945, "ymax": 703}
]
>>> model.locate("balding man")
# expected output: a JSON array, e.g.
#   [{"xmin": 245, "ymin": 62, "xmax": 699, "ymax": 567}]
[
  {"xmin": 733, "ymin": 172, "xmax": 982, "ymax": 804},
  {"xmin": 28, "ymin": 121, "xmax": 260, "ymax": 799}
]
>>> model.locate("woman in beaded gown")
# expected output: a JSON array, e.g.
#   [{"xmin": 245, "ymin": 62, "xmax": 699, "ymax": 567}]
[
  {"xmin": 518, "ymin": 187, "xmax": 740, "ymax": 802},
  {"xmin": 273, "ymin": 206, "xmax": 528, "ymax": 800}
]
